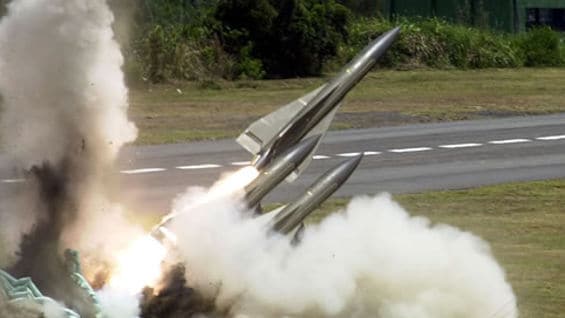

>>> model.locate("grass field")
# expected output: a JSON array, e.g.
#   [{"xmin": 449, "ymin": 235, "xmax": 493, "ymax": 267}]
[
  {"xmin": 303, "ymin": 179, "xmax": 565, "ymax": 318},
  {"xmin": 130, "ymin": 68, "xmax": 565, "ymax": 144}
]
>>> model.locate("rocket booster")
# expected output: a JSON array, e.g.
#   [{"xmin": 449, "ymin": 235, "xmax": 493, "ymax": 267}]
[
  {"xmin": 269, "ymin": 154, "xmax": 363, "ymax": 235},
  {"xmin": 244, "ymin": 135, "xmax": 321, "ymax": 209}
]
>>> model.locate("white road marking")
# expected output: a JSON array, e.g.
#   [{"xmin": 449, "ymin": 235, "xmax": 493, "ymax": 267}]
[
  {"xmin": 177, "ymin": 164, "xmax": 222, "ymax": 170},
  {"xmin": 337, "ymin": 152, "xmax": 361, "ymax": 157},
  {"xmin": 389, "ymin": 147, "xmax": 432, "ymax": 153},
  {"xmin": 2, "ymin": 178, "xmax": 25, "ymax": 183},
  {"xmin": 488, "ymin": 139, "xmax": 531, "ymax": 145},
  {"xmin": 1, "ymin": 132, "xmax": 560, "ymax": 182},
  {"xmin": 231, "ymin": 161, "xmax": 251, "ymax": 166},
  {"xmin": 439, "ymin": 143, "xmax": 483, "ymax": 149},
  {"xmin": 363, "ymin": 151, "xmax": 381, "ymax": 156},
  {"xmin": 121, "ymin": 168, "xmax": 166, "ymax": 174},
  {"xmin": 536, "ymin": 135, "xmax": 565, "ymax": 141}
]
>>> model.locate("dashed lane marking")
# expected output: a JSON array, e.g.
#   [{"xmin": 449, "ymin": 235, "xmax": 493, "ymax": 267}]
[
  {"xmin": 363, "ymin": 151, "xmax": 381, "ymax": 156},
  {"xmin": 121, "ymin": 168, "xmax": 166, "ymax": 174},
  {"xmin": 536, "ymin": 135, "xmax": 565, "ymax": 141},
  {"xmin": 337, "ymin": 152, "xmax": 361, "ymax": 157},
  {"xmin": 177, "ymin": 164, "xmax": 222, "ymax": 170},
  {"xmin": 389, "ymin": 147, "xmax": 432, "ymax": 153},
  {"xmin": 5, "ymin": 134, "xmax": 557, "ymax": 181},
  {"xmin": 1, "ymin": 178, "xmax": 25, "ymax": 183},
  {"xmin": 231, "ymin": 161, "xmax": 251, "ymax": 166},
  {"xmin": 439, "ymin": 143, "xmax": 483, "ymax": 149},
  {"xmin": 488, "ymin": 139, "xmax": 531, "ymax": 145}
]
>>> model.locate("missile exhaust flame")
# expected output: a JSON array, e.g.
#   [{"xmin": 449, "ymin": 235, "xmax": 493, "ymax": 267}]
[
  {"xmin": 107, "ymin": 235, "xmax": 167, "ymax": 295},
  {"xmin": 209, "ymin": 166, "xmax": 260, "ymax": 199}
]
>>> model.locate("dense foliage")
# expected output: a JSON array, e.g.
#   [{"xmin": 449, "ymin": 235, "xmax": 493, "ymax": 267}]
[
  {"xmin": 120, "ymin": 1, "xmax": 564, "ymax": 83},
  {"xmin": 215, "ymin": 0, "xmax": 350, "ymax": 77},
  {"xmin": 344, "ymin": 17, "xmax": 523, "ymax": 69},
  {"xmin": 343, "ymin": 18, "xmax": 563, "ymax": 70},
  {"xmin": 517, "ymin": 27, "xmax": 563, "ymax": 67}
]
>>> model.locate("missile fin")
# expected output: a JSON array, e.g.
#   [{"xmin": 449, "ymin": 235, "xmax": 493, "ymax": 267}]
[{"xmin": 236, "ymin": 85, "xmax": 325, "ymax": 155}]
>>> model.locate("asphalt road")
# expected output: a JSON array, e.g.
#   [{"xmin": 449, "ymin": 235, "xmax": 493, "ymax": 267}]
[{"xmin": 1, "ymin": 114, "xmax": 564, "ymax": 214}]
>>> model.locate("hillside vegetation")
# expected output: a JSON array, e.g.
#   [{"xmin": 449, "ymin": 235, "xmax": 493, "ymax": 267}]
[{"xmin": 112, "ymin": 0, "xmax": 565, "ymax": 84}]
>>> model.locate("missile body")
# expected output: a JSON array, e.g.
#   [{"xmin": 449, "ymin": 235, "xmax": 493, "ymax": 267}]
[
  {"xmin": 238, "ymin": 27, "xmax": 400, "ymax": 171},
  {"xmin": 244, "ymin": 135, "xmax": 321, "ymax": 209},
  {"xmin": 269, "ymin": 155, "xmax": 363, "ymax": 235}
]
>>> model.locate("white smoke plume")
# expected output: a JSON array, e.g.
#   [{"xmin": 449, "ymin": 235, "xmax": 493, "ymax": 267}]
[
  {"xmin": 169, "ymin": 181, "xmax": 518, "ymax": 318},
  {"xmin": 0, "ymin": 0, "xmax": 136, "ymax": 165},
  {"xmin": 0, "ymin": 0, "xmax": 138, "ymax": 263},
  {"xmin": 41, "ymin": 300, "xmax": 70, "ymax": 318},
  {"xmin": 0, "ymin": 0, "xmax": 144, "ymax": 316},
  {"xmin": 0, "ymin": 292, "xmax": 72, "ymax": 318},
  {"xmin": 98, "ymin": 287, "xmax": 141, "ymax": 318}
]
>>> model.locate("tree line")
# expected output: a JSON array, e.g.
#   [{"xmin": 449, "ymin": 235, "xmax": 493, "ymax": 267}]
[{"xmin": 2, "ymin": 0, "xmax": 562, "ymax": 83}]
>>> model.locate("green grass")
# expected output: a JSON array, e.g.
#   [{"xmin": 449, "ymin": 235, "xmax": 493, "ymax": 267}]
[
  {"xmin": 303, "ymin": 179, "xmax": 565, "ymax": 318},
  {"xmin": 130, "ymin": 68, "xmax": 565, "ymax": 144}
]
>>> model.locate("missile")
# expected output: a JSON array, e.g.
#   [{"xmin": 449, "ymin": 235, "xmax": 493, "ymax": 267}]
[
  {"xmin": 244, "ymin": 135, "xmax": 321, "ymax": 209},
  {"xmin": 268, "ymin": 154, "xmax": 363, "ymax": 235},
  {"xmin": 237, "ymin": 27, "xmax": 399, "ymax": 180}
]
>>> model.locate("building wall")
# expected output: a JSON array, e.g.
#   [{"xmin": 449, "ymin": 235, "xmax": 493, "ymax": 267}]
[
  {"xmin": 376, "ymin": 0, "xmax": 565, "ymax": 32},
  {"xmin": 391, "ymin": 0, "xmax": 433, "ymax": 17},
  {"xmin": 434, "ymin": 0, "xmax": 464, "ymax": 20},
  {"xmin": 482, "ymin": 0, "xmax": 514, "ymax": 32},
  {"xmin": 516, "ymin": 0, "xmax": 565, "ymax": 32},
  {"xmin": 380, "ymin": 0, "xmax": 515, "ymax": 32}
]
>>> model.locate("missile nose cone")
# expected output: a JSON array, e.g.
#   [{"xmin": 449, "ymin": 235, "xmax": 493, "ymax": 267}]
[
  {"xmin": 366, "ymin": 26, "xmax": 401, "ymax": 61},
  {"xmin": 291, "ymin": 134, "xmax": 322, "ymax": 162},
  {"xmin": 381, "ymin": 26, "xmax": 401, "ymax": 42},
  {"xmin": 268, "ymin": 154, "xmax": 363, "ymax": 235},
  {"xmin": 332, "ymin": 153, "xmax": 363, "ymax": 184},
  {"xmin": 386, "ymin": 26, "xmax": 401, "ymax": 43}
]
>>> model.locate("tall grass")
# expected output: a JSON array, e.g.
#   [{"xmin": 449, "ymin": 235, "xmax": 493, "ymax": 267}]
[
  {"xmin": 126, "ymin": 16, "xmax": 564, "ymax": 83},
  {"xmin": 339, "ymin": 18, "xmax": 563, "ymax": 70}
]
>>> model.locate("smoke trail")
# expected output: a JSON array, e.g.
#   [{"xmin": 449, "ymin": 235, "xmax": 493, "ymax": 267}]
[
  {"xmin": 97, "ymin": 287, "xmax": 141, "ymax": 318},
  {"xmin": 0, "ymin": 0, "xmax": 139, "ymax": 315},
  {"xmin": 168, "ymin": 183, "xmax": 518, "ymax": 317}
]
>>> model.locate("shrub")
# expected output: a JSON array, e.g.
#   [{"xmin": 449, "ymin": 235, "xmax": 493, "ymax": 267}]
[
  {"xmin": 516, "ymin": 27, "xmax": 562, "ymax": 67},
  {"xmin": 135, "ymin": 24, "xmax": 236, "ymax": 83},
  {"xmin": 215, "ymin": 0, "xmax": 350, "ymax": 77},
  {"xmin": 342, "ymin": 17, "xmax": 523, "ymax": 70}
]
